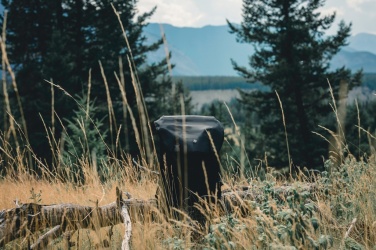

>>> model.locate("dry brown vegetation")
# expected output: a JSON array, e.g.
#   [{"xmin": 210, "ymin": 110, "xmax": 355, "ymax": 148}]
[{"xmin": 1, "ymin": 145, "xmax": 375, "ymax": 249}]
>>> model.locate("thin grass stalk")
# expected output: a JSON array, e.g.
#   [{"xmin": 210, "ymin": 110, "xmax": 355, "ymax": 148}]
[
  {"xmin": 356, "ymin": 126, "xmax": 376, "ymax": 140},
  {"xmin": 1, "ymin": 14, "xmax": 30, "ymax": 168},
  {"xmin": 327, "ymin": 79, "xmax": 348, "ymax": 164},
  {"xmin": 86, "ymin": 69, "xmax": 92, "ymax": 121},
  {"xmin": 337, "ymin": 80, "xmax": 348, "ymax": 133},
  {"xmin": 1, "ymin": 15, "xmax": 7, "ymax": 133},
  {"xmin": 317, "ymin": 124, "xmax": 344, "ymax": 161},
  {"xmin": 118, "ymin": 57, "xmax": 129, "ymax": 152},
  {"xmin": 206, "ymin": 130, "xmax": 223, "ymax": 176},
  {"xmin": 31, "ymin": 150, "xmax": 56, "ymax": 180},
  {"xmin": 54, "ymin": 110, "xmax": 77, "ymax": 179},
  {"xmin": 5, "ymin": 112, "xmax": 34, "ymax": 173},
  {"xmin": 1, "ymin": 29, "xmax": 8, "ymax": 172},
  {"xmin": 240, "ymin": 133, "xmax": 245, "ymax": 179},
  {"xmin": 111, "ymin": 4, "xmax": 150, "ymax": 126},
  {"xmin": 159, "ymin": 24, "xmax": 174, "ymax": 95},
  {"xmin": 337, "ymin": 80, "xmax": 349, "ymax": 160},
  {"xmin": 355, "ymin": 99, "xmax": 360, "ymax": 158},
  {"xmin": 127, "ymin": 56, "xmax": 152, "ymax": 166},
  {"xmin": 0, "ymin": 12, "xmax": 19, "ymax": 149},
  {"xmin": 147, "ymin": 122, "xmax": 159, "ymax": 172},
  {"xmin": 312, "ymin": 130, "xmax": 334, "ymax": 147},
  {"xmin": 76, "ymin": 116, "xmax": 90, "ymax": 161},
  {"xmin": 275, "ymin": 91, "xmax": 292, "ymax": 176},
  {"xmin": 50, "ymin": 79, "xmax": 56, "ymax": 166},
  {"xmin": 48, "ymin": 126, "xmax": 61, "ymax": 167},
  {"xmin": 201, "ymin": 162, "xmax": 213, "ymax": 214},
  {"xmin": 223, "ymin": 101, "xmax": 252, "ymax": 178},
  {"xmin": 114, "ymin": 72, "xmax": 144, "ymax": 160},
  {"xmin": 50, "ymin": 79, "xmax": 55, "ymax": 137},
  {"xmin": 99, "ymin": 60, "xmax": 117, "ymax": 153},
  {"xmin": 115, "ymin": 125, "xmax": 122, "ymax": 154},
  {"xmin": 180, "ymin": 106, "xmax": 190, "ymax": 244},
  {"xmin": 39, "ymin": 113, "xmax": 58, "ymax": 167},
  {"xmin": 327, "ymin": 79, "xmax": 346, "ymax": 141},
  {"xmin": 112, "ymin": 4, "xmax": 153, "ymax": 166},
  {"xmin": 57, "ymin": 131, "xmax": 65, "ymax": 175},
  {"xmin": 180, "ymin": 94, "xmax": 188, "ymax": 211}
]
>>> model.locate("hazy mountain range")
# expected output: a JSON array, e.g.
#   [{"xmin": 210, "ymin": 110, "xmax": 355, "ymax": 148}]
[{"xmin": 144, "ymin": 23, "xmax": 376, "ymax": 76}]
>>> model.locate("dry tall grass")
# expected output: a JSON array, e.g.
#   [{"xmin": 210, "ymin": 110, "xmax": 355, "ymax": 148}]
[{"xmin": 1, "ymin": 8, "xmax": 376, "ymax": 250}]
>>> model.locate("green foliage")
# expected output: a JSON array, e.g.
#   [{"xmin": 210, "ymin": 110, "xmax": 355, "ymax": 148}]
[
  {"xmin": 344, "ymin": 237, "xmax": 365, "ymax": 250},
  {"xmin": 163, "ymin": 236, "xmax": 186, "ymax": 250},
  {"xmin": 29, "ymin": 187, "xmax": 42, "ymax": 204},
  {"xmin": 199, "ymin": 180, "xmax": 335, "ymax": 249},
  {"xmin": 204, "ymin": 216, "xmax": 243, "ymax": 250},
  {"xmin": 322, "ymin": 157, "xmax": 376, "ymax": 226},
  {"xmin": 62, "ymin": 94, "xmax": 108, "ymax": 182},
  {"xmin": 228, "ymin": 0, "xmax": 362, "ymax": 169}
]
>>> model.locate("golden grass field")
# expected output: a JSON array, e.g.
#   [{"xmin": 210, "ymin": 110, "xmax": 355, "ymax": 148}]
[{"xmin": 1, "ymin": 150, "xmax": 375, "ymax": 249}]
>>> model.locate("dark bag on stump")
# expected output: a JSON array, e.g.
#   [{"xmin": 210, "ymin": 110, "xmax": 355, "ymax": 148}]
[{"xmin": 154, "ymin": 115, "xmax": 224, "ymax": 210}]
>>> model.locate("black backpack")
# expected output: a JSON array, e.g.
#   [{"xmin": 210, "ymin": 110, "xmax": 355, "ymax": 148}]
[{"xmin": 154, "ymin": 115, "xmax": 224, "ymax": 210}]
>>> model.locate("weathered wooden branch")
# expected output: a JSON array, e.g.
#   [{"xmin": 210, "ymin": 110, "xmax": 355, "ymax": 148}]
[{"xmin": 0, "ymin": 188, "xmax": 156, "ymax": 248}]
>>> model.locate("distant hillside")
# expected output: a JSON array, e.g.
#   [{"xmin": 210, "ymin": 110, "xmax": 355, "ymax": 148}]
[
  {"xmin": 182, "ymin": 74, "xmax": 376, "ymax": 109},
  {"xmin": 145, "ymin": 23, "xmax": 376, "ymax": 76},
  {"xmin": 172, "ymin": 76, "xmax": 254, "ymax": 90},
  {"xmin": 176, "ymin": 73, "xmax": 376, "ymax": 91}
]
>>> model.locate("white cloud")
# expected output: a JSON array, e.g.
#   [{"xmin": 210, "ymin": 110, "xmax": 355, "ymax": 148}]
[
  {"xmin": 137, "ymin": 0, "xmax": 202, "ymax": 26},
  {"xmin": 137, "ymin": 0, "xmax": 376, "ymax": 34},
  {"xmin": 137, "ymin": 0, "xmax": 242, "ymax": 27},
  {"xmin": 346, "ymin": 0, "xmax": 373, "ymax": 12}
]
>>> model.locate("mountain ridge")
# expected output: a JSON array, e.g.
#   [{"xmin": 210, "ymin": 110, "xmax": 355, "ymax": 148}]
[{"xmin": 145, "ymin": 23, "xmax": 376, "ymax": 76}]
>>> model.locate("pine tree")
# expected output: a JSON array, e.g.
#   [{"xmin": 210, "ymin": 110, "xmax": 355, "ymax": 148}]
[
  {"xmin": 1, "ymin": 0, "xmax": 191, "ymax": 166},
  {"xmin": 62, "ymin": 94, "xmax": 108, "ymax": 183},
  {"xmin": 228, "ymin": 0, "xmax": 362, "ymax": 169}
]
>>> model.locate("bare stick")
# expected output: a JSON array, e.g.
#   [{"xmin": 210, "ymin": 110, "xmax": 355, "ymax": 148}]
[
  {"xmin": 121, "ymin": 204, "xmax": 132, "ymax": 250},
  {"xmin": 29, "ymin": 225, "xmax": 62, "ymax": 249},
  {"xmin": 276, "ymin": 91, "xmax": 292, "ymax": 175}
]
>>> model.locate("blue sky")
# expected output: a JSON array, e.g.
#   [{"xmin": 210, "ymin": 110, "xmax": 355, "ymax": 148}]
[{"xmin": 137, "ymin": 0, "xmax": 376, "ymax": 35}]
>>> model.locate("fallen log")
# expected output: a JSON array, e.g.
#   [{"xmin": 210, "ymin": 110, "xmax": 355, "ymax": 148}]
[{"xmin": 0, "ymin": 187, "xmax": 157, "ymax": 248}]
